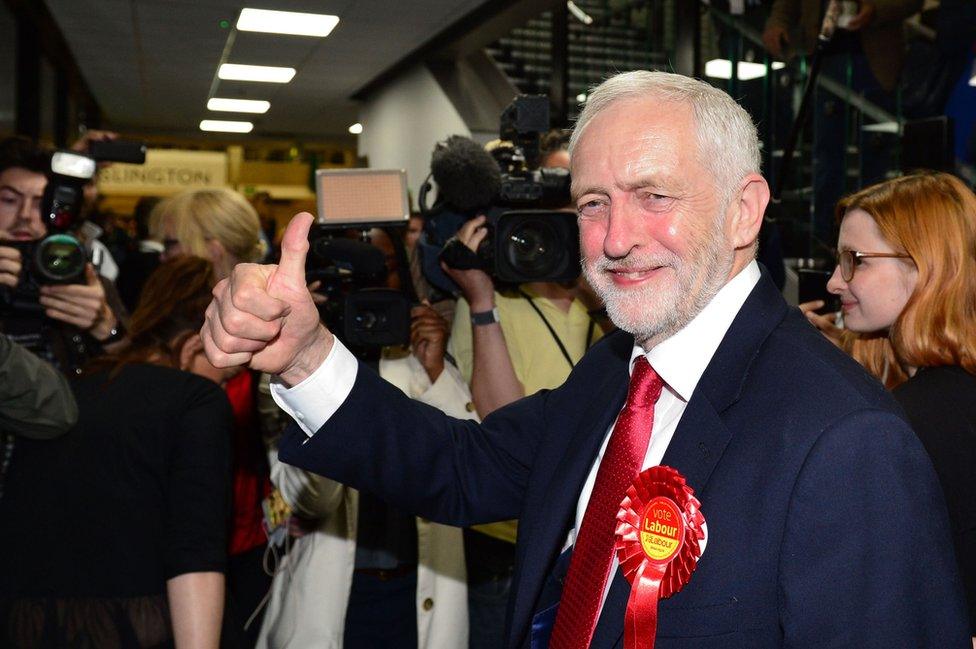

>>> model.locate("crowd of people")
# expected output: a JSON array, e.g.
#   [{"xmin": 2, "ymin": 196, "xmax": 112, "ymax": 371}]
[{"xmin": 0, "ymin": 49, "xmax": 975, "ymax": 649}]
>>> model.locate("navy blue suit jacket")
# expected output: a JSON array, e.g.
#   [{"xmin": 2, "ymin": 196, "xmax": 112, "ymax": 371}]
[{"xmin": 279, "ymin": 271, "xmax": 971, "ymax": 647}]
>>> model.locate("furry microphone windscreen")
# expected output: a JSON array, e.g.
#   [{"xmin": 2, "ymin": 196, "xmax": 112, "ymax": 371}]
[{"xmin": 430, "ymin": 135, "xmax": 501, "ymax": 212}]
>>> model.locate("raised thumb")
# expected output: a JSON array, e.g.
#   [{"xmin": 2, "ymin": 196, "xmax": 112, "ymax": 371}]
[{"xmin": 277, "ymin": 212, "xmax": 314, "ymax": 283}]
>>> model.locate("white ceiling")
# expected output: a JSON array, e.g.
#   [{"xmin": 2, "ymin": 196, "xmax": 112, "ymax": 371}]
[{"xmin": 45, "ymin": 0, "xmax": 493, "ymax": 140}]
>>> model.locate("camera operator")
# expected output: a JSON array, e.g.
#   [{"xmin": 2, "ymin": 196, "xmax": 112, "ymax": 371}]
[
  {"xmin": 257, "ymin": 226, "xmax": 471, "ymax": 649},
  {"xmin": 435, "ymin": 133, "xmax": 606, "ymax": 648},
  {"xmin": 0, "ymin": 136, "xmax": 127, "ymax": 375}
]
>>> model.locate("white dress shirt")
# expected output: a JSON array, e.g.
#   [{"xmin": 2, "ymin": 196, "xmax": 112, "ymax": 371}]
[{"xmin": 270, "ymin": 261, "xmax": 762, "ymax": 610}]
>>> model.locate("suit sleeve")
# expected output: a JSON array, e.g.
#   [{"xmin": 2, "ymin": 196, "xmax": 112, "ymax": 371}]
[
  {"xmin": 778, "ymin": 409, "xmax": 971, "ymax": 647},
  {"xmin": 277, "ymin": 360, "xmax": 547, "ymax": 527}
]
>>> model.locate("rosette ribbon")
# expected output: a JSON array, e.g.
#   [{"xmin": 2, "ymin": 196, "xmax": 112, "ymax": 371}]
[{"xmin": 614, "ymin": 465, "xmax": 706, "ymax": 649}]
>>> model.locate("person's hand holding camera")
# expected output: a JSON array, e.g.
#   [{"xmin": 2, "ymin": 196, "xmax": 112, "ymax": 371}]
[
  {"xmin": 202, "ymin": 212, "xmax": 330, "ymax": 387},
  {"xmin": 411, "ymin": 303, "xmax": 449, "ymax": 383},
  {"xmin": 441, "ymin": 215, "xmax": 495, "ymax": 311},
  {"xmin": 0, "ymin": 236, "xmax": 22, "ymax": 290},
  {"xmin": 39, "ymin": 264, "xmax": 118, "ymax": 341}
]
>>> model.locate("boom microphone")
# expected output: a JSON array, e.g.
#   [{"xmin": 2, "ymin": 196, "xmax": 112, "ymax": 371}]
[{"xmin": 429, "ymin": 135, "xmax": 501, "ymax": 213}]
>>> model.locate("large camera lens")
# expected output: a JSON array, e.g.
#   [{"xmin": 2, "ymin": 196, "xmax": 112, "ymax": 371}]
[
  {"xmin": 35, "ymin": 234, "xmax": 87, "ymax": 283},
  {"xmin": 505, "ymin": 219, "xmax": 560, "ymax": 278}
]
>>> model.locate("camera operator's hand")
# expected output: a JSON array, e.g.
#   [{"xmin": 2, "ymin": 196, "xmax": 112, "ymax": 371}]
[
  {"xmin": 70, "ymin": 129, "xmax": 118, "ymax": 153},
  {"xmin": 411, "ymin": 303, "xmax": 449, "ymax": 383},
  {"xmin": 0, "ymin": 239, "xmax": 22, "ymax": 289},
  {"xmin": 203, "ymin": 212, "xmax": 331, "ymax": 387},
  {"xmin": 39, "ymin": 264, "xmax": 118, "ymax": 340},
  {"xmin": 441, "ymin": 215, "xmax": 495, "ymax": 311}
]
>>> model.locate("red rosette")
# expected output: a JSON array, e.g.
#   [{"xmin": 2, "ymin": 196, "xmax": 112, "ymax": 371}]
[{"xmin": 614, "ymin": 465, "xmax": 706, "ymax": 649}]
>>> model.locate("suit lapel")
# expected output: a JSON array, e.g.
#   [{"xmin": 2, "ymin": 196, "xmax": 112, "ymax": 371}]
[
  {"xmin": 592, "ymin": 270, "xmax": 789, "ymax": 649},
  {"xmin": 509, "ymin": 332, "xmax": 633, "ymax": 648}
]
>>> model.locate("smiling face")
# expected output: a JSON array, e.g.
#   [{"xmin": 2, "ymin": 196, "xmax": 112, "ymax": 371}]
[
  {"xmin": 827, "ymin": 208, "xmax": 918, "ymax": 333},
  {"xmin": 0, "ymin": 166, "xmax": 47, "ymax": 241},
  {"xmin": 572, "ymin": 97, "xmax": 737, "ymax": 347}
]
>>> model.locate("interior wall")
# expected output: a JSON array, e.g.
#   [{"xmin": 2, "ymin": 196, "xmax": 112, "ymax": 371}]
[{"xmin": 357, "ymin": 63, "xmax": 471, "ymax": 210}]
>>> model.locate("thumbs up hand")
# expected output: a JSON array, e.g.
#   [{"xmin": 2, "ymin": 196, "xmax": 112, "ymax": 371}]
[{"xmin": 202, "ymin": 212, "xmax": 333, "ymax": 386}]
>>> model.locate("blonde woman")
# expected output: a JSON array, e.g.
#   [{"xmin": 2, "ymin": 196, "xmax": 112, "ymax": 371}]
[{"xmin": 155, "ymin": 188, "xmax": 266, "ymax": 280}]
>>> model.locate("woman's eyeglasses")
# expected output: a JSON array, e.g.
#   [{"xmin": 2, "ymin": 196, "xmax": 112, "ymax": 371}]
[{"xmin": 837, "ymin": 250, "xmax": 912, "ymax": 282}]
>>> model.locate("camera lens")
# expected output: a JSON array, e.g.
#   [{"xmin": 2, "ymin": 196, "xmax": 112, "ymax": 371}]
[
  {"xmin": 35, "ymin": 234, "xmax": 87, "ymax": 282},
  {"xmin": 505, "ymin": 219, "xmax": 560, "ymax": 277}
]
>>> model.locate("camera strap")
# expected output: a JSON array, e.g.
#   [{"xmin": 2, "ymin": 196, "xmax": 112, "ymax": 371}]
[{"xmin": 518, "ymin": 289, "xmax": 575, "ymax": 370}]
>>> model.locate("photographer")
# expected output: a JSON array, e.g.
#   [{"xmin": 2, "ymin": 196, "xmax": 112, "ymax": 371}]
[
  {"xmin": 0, "ymin": 136, "xmax": 127, "ymax": 374},
  {"xmin": 257, "ymin": 227, "xmax": 470, "ymax": 649}
]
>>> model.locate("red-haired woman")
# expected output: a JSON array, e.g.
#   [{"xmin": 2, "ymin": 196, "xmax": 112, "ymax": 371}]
[
  {"xmin": 0, "ymin": 256, "xmax": 233, "ymax": 648},
  {"xmin": 807, "ymin": 171, "xmax": 976, "ymax": 642}
]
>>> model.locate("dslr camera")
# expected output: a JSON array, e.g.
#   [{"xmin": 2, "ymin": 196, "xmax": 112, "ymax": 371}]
[
  {"xmin": 419, "ymin": 95, "xmax": 578, "ymax": 294},
  {"xmin": 6, "ymin": 150, "xmax": 96, "ymax": 291}
]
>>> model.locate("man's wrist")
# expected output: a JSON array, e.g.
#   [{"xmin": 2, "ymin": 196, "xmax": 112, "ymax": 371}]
[{"xmin": 279, "ymin": 326, "xmax": 334, "ymax": 388}]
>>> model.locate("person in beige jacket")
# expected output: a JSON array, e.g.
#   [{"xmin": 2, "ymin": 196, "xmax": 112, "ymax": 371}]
[{"xmin": 257, "ymin": 307, "xmax": 472, "ymax": 649}]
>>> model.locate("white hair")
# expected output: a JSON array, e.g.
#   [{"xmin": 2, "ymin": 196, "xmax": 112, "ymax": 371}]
[{"xmin": 569, "ymin": 70, "xmax": 761, "ymax": 205}]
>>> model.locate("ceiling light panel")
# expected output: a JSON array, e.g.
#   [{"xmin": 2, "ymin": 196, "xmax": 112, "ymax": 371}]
[
  {"xmin": 200, "ymin": 119, "xmax": 254, "ymax": 133},
  {"xmin": 237, "ymin": 8, "xmax": 339, "ymax": 37},
  {"xmin": 207, "ymin": 98, "xmax": 270, "ymax": 114},
  {"xmin": 218, "ymin": 63, "xmax": 296, "ymax": 83}
]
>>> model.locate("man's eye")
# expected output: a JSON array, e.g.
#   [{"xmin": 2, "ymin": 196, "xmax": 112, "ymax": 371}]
[
  {"xmin": 577, "ymin": 200, "xmax": 607, "ymax": 217},
  {"xmin": 639, "ymin": 193, "xmax": 673, "ymax": 210}
]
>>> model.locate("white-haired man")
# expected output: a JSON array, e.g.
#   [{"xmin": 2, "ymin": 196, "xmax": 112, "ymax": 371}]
[{"xmin": 202, "ymin": 71, "xmax": 970, "ymax": 648}]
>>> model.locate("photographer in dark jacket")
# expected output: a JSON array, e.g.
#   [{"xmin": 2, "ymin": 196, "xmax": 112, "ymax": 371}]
[{"xmin": 0, "ymin": 136, "xmax": 127, "ymax": 374}]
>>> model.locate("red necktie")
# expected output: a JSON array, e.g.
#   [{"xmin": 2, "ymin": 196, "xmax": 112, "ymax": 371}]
[{"xmin": 550, "ymin": 355, "xmax": 664, "ymax": 649}]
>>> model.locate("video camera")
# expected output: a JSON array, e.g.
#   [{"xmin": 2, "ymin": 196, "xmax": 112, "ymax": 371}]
[
  {"xmin": 418, "ymin": 95, "xmax": 578, "ymax": 295},
  {"xmin": 306, "ymin": 169, "xmax": 412, "ymax": 354}
]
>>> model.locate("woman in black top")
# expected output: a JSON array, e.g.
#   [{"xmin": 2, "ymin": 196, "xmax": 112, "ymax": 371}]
[
  {"xmin": 805, "ymin": 171, "xmax": 976, "ymax": 641},
  {"xmin": 0, "ymin": 256, "xmax": 234, "ymax": 648}
]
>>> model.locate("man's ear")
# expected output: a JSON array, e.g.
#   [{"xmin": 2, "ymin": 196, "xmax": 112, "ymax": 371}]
[
  {"xmin": 178, "ymin": 333, "xmax": 205, "ymax": 371},
  {"xmin": 728, "ymin": 173, "xmax": 770, "ymax": 251}
]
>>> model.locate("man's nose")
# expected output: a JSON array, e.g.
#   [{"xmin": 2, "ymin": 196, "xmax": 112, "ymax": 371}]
[{"xmin": 603, "ymin": 201, "xmax": 644, "ymax": 259}]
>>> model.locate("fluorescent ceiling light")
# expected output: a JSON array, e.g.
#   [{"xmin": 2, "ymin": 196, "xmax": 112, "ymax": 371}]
[
  {"xmin": 348, "ymin": 123, "xmax": 363, "ymax": 135},
  {"xmin": 237, "ymin": 8, "xmax": 339, "ymax": 37},
  {"xmin": 576, "ymin": 93, "xmax": 587, "ymax": 103},
  {"xmin": 207, "ymin": 98, "xmax": 270, "ymax": 114},
  {"xmin": 200, "ymin": 119, "xmax": 254, "ymax": 133},
  {"xmin": 218, "ymin": 63, "xmax": 295, "ymax": 83},
  {"xmin": 705, "ymin": 59, "xmax": 785, "ymax": 81},
  {"xmin": 861, "ymin": 121, "xmax": 899, "ymax": 134}
]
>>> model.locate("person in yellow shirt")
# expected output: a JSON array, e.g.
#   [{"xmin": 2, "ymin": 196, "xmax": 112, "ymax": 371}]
[{"xmin": 445, "ymin": 208, "xmax": 608, "ymax": 649}]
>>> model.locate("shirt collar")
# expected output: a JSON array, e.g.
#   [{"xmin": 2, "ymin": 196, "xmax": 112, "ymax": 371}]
[{"xmin": 629, "ymin": 260, "xmax": 761, "ymax": 401}]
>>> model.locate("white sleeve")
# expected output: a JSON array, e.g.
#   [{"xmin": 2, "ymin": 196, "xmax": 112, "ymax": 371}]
[{"xmin": 269, "ymin": 337, "xmax": 359, "ymax": 437}]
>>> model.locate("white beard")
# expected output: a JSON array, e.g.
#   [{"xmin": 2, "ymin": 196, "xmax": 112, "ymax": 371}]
[{"xmin": 583, "ymin": 217, "xmax": 734, "ymax": 347}]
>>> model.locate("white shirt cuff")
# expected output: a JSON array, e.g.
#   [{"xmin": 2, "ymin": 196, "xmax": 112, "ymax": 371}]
[{"xmin": 269, "ymin": 337, "xmax": 359, "ymax": 437}]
